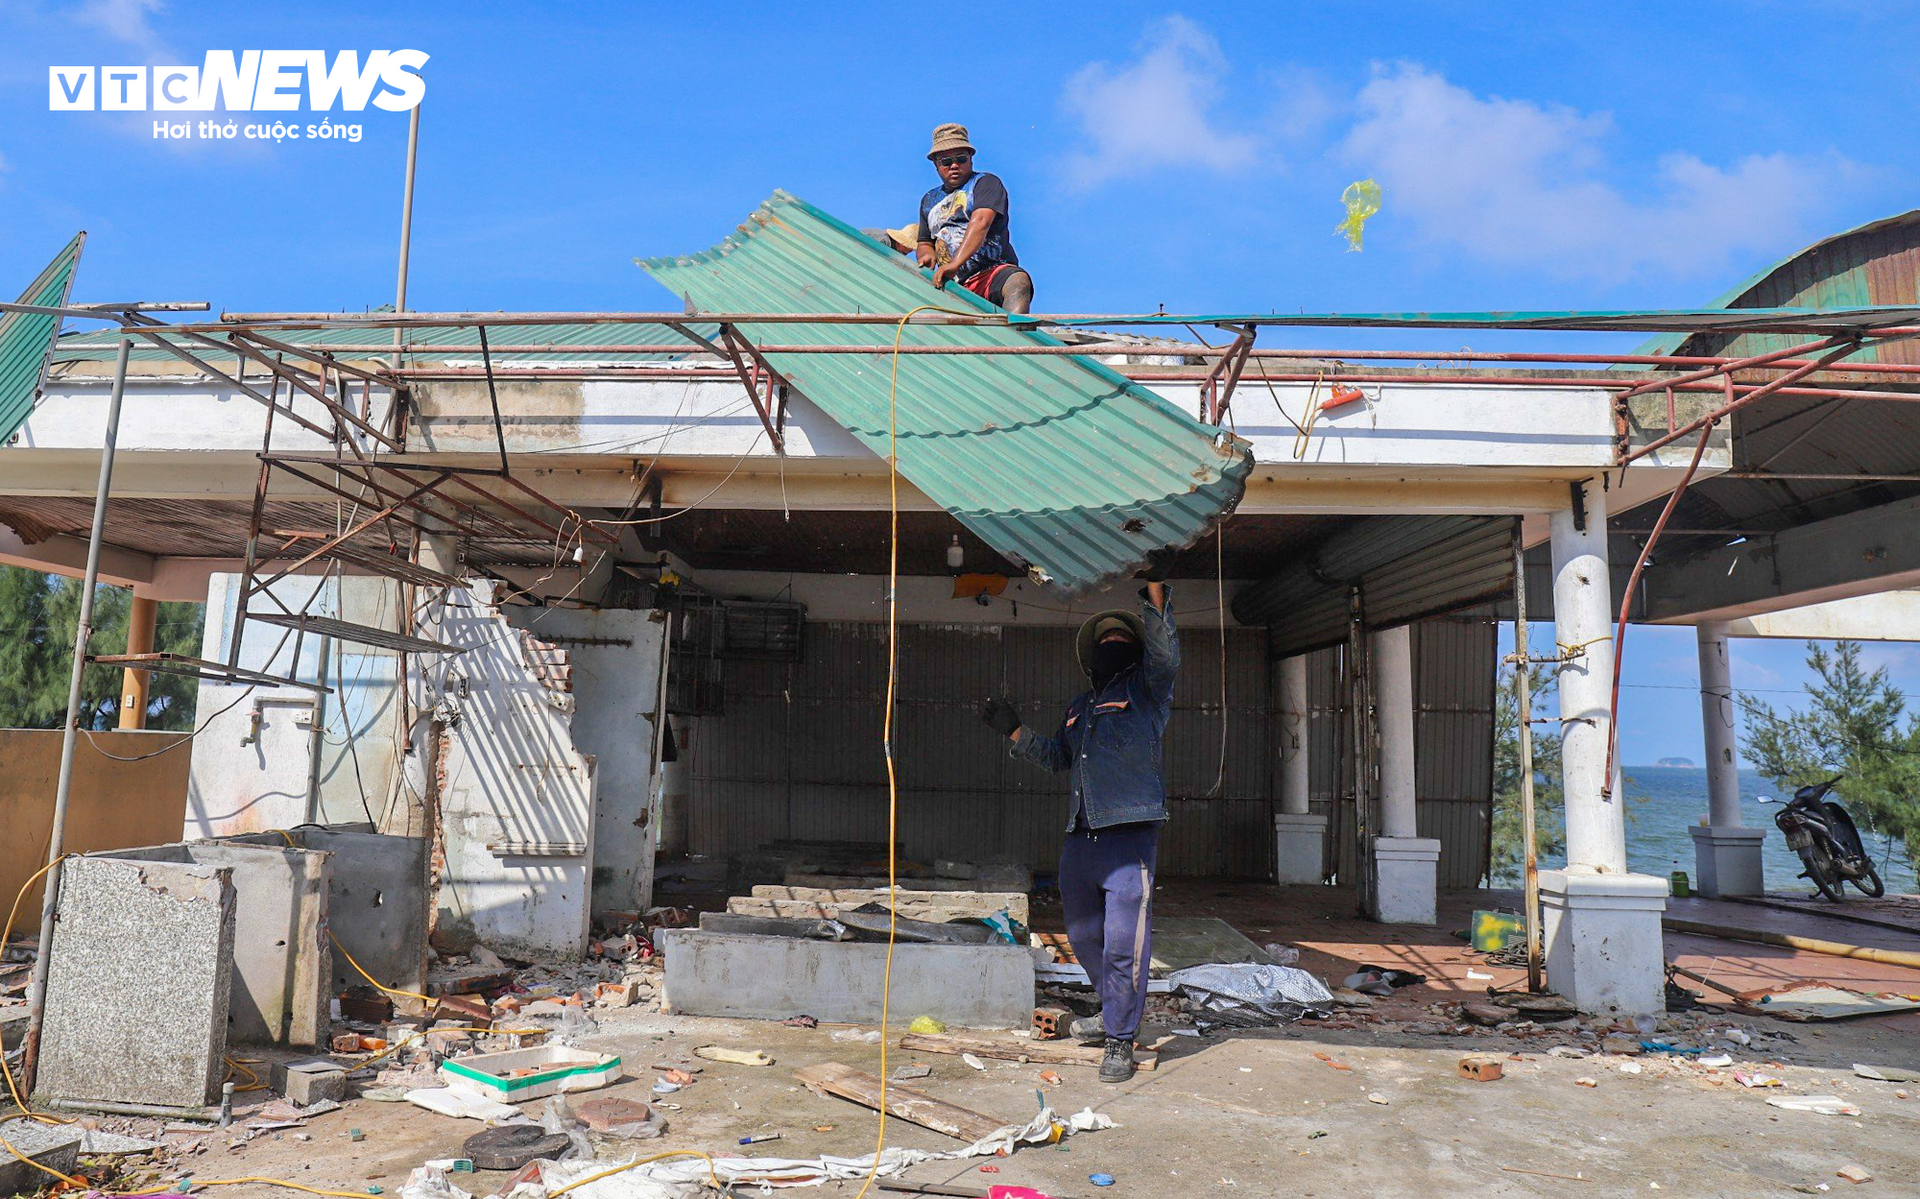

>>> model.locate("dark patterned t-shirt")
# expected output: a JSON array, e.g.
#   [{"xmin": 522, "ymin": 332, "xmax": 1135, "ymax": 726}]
[{"xmin": 917, "ymin": 172, "xmax": 1018, "ymax": 278}]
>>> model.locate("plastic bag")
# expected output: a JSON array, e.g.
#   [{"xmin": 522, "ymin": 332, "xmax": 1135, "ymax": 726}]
[
  {"xmin": 538, "ymin": 1096, "xmax": 592, "ymax": 1161},
  {"xmin": 1167, "ymin": 962, "xmax": 1335, "ymax": 1030},
  {"xmin": 1335, "ymin": 179, "xmax": 1382, "ymax": 251},
  {"xmin": 554, "ymin": 1005, "xmax": 600, "ymax": 1045},
  {"xmin": 400, "ymin": 1167, "xmax": 473, "ymax": 1199}
]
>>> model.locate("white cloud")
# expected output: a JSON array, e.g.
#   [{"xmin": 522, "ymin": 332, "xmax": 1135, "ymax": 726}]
[
  {"xmin": 1340, "ymin": 63, "xmax": 1847, "ymax": 281},
  {"xmin": 75, "ymin": 0, "xmax": 168, "ymax": 59},
  {"xmin": 1058, "ymin": 16, "xmax": 1260, "ymax": 189}
]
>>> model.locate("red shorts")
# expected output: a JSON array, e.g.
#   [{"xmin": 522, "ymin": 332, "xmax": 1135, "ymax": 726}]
[{"xmin": 962, "ymin": 263, "xmax": 1028, "ymax": 307}]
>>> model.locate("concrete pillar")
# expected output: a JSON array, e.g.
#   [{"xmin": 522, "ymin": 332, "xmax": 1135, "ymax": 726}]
[
  {"xmin": 1272, "ymin": 655, "xmax": 1325, "ymax": 884},
  {"xmin": 1550, "ymin": 482, "xmax": 1626, "ymax": 874},
  {"xmin": 659, "ymin": 717, "xmax": 692, "ymax": 858},
  {"xmin": 1689, "ymin": 622, "xmax": 1766, "ymax": 896},
  {"xmin": 1540, "ymin": 476, "xmax": 1668, "ymax": 1015},
  {"xmin": 1367, "ymin": 625, "xmax": 1438, "ymax": 923},
  {"xmin": 117, "ymin": 590, "xmax": 157, "ymax": 730}
]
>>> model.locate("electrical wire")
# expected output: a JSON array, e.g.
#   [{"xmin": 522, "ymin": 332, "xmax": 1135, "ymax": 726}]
[
  {"xmin": 852, "ymin": 303, "xmax": 968, "ymax": 1199},
  {"xmin": 80, "ymin": 570, "xmax": 334, "ymax": 763}
]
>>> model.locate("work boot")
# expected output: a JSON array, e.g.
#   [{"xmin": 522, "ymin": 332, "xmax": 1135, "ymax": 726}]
[
  {"xmin": 1069, "ymin": 1015, "xmax": 1105, "ymax": 1044},
  {"xmin": 1099, "ymin": 1037, "xmax": 1137, "ymax": 1084}
]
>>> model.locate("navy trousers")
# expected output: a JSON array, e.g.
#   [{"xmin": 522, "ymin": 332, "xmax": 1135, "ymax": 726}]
[{"xmin": 1058, "ymin": 821, "xmax": 1159, "ymax": 1040}]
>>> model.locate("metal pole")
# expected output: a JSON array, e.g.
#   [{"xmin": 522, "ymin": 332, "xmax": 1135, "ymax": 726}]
[
  {"xmin": 389, "ymin": 102, "xmax": 420, "ymax": 440},
  {"xmin": 393, "ymin": 104, "xmax": 420, "ymax": 352},
  {"xmin": 1512, "ymin": 529, "xmax": 1543, "ymax": 993},
  {"xmin": 305, "ymin": 633, "xmax": 331, "ymax": 825},
  {"xmin": 22, "ymin": 337, "xmax": 133, "ymax": 1090}
]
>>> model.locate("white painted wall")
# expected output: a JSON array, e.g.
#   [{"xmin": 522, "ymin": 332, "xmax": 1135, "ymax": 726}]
[
  {"xmin": 186, "ymin": 573, "xmax": 405, "ymax": 837},
  {"xmin": 503, "ymin": 606, "xmax": 669, "ymax": 916},
  {"xmin": 430, "ymin": 582, "xmax": 597, "ymax": 960}
]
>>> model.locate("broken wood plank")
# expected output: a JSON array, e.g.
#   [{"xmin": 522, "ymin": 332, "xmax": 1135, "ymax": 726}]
[
  {"xmin": 729, "ymin": 896, "xmax": 1029, "ymax": 926},
  {"xmin": 898, "ymin": 1032, "xmax": 1162, "ymax": 1072},
  {"xmin": 793, "ymin": 1061, "xmax": 1006, "ymax": 1142},
  {"xmin": 746, "ymin": 886, "xmax": 1028, "ymax": 925}
]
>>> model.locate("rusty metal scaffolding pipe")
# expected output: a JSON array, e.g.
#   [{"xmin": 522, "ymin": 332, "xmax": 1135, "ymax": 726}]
[
  {"xmin": 179, "ymin": 310, "xmax": 1920, "ymax": 337},
  {"xmin": 237, "ymin": 339, "xmax": 1920, "ymax": 377}
]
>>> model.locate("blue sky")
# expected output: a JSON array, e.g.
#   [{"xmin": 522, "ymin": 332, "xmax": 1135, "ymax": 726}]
[{"xmin": 3, "ymin": 1, "xmax": 1919, "ymax": 763}]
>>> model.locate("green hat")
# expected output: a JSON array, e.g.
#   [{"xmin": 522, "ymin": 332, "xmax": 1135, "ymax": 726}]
[{"xmin": 1076, "ymin": 609, "xmax": 1145, "ymax": 677}]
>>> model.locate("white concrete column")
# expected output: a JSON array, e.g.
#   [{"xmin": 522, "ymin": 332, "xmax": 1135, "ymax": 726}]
[
  {"xmin": 1279, "ymin": 656, "xmax": 1310, "ymax": 817},
  {"xmin": 1696, "ymin": 622, "xmax": 1742, "ymax": 828},
  {"xmin": 1367, "ymin": 625, "xmax": 1438, "ymax": 923},
  {"xmin": 1549, "ymin": 478, "xmax": 1627, "ymax": 873},
  {"xmin": 1540, "ymin": 475, "xmax": 1668, "ymax": 1015},
  {"xmin": 1273, "ymin": 655, "xmax": 1326, "ymax": 884},
  {"xmin": 1689, "ymin": 621, "xmax": 1766, "ymax": 896},
  {"xmin": 1372, "ymin": 626, "xmax": 1418, "ymax": 839}
]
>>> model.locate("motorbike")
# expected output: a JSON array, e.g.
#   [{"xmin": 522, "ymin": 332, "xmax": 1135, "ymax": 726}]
[{"xmin": 1760, "ymin": 776, "xmax": 1885, "ymax": 902}]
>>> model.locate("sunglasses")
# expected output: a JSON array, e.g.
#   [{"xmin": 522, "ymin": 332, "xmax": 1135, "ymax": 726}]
[{"xmin": 935, "ymin": 154, "xmax": 972, "ymax": 167}]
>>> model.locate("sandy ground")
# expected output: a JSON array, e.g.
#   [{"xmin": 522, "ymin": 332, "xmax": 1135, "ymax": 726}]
[
  {"xmin": 78, "ymin": 991, "xmax": 1920, "ymax": 1199},
  {"xmin": 34, "ymin": 881, "xmax": 1920, "ymax": 1199}
]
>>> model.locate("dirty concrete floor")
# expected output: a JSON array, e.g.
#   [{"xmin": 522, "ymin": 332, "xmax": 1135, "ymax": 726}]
[{"xmin": 124, "ymin": 1000, "xmax": 1920, "ymax": 1199}]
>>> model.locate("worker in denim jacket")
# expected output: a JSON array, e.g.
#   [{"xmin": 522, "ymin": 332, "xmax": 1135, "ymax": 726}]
[{"xmin": 980, "ymin": 551, "xmax": 1176, "ymax": 1083}]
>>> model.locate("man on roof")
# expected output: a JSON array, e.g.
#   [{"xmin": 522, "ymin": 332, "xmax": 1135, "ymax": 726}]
[
  {"xmin": 979, "ymin": 552, "xmax": 1176, "ymax": 1083},
  {"xmin": 916, "ymin": 123, "xmax": 1033, "ymax": 314}
]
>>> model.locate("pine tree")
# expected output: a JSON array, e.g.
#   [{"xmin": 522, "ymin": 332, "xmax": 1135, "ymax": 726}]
[
  {"xmin": 1743, "ymin": 640, "xmax": 1920, "ymax": 874},
  {"xmin": 0, "ymin": 565, "xmax": 205, "ymax": 731},
  {"xmin": 1489, "ymin": 663, "xmax": 1566, "ymax": 885}
]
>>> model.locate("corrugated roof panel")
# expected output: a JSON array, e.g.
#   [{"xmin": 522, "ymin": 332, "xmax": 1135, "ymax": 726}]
[
  {"xmin": 1629, "ymin": 209, "xmax": 1920, "ymax": 365},
  {"xmin": 638, "ymin": 190, "xmax": 1253, "ymax": 594},
  {"xmin": 1, "ymin": 232, "xmax": 85, "ymax": 442}
]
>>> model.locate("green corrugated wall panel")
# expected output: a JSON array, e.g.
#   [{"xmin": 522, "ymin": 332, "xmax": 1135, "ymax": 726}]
[
  {"xmin": 638, "ymin": 190, "xmax": 1253, "ymax": 594},
  {"xmin": 1, "ymin": 232, "xmax": 85, "ymax": 442}
]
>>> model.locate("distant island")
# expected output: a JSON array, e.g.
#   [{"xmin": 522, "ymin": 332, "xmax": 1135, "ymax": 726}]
[{"xmin": 1654, "ymin": 757, "xmax": 1696, "ymax": 768}]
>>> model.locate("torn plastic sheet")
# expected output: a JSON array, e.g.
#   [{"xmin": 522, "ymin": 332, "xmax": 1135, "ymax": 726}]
[
  {"xmin": 1168, "ymin": 962, "xmax": 1336, "ymax": 1030},
  {"xmin": 507, "ymin": 1106, "xmax": 1116, "ymax": 1197}
]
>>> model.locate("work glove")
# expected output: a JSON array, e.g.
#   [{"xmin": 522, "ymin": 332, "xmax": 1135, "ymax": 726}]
[
  {"xmin": 981, "ymin": 697, "xmax": 1022, "ymax": 739},
  {"xmin": 1137, "ymin": 547, "xmax": 1176, "ymax": 583}
]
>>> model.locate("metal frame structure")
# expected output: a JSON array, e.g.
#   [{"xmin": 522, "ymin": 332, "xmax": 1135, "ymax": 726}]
[{"xmin": 15, "ymin": 298, "xmax": 1920, "ymax": 1078}]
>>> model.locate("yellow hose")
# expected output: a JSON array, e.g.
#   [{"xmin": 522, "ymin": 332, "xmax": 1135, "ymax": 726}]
[
  {"xmin": 2, "ymin": 853, "xmax": 71, "ymax": 1122},
  {"xmin": 330, "ymin": 931, "xmax": 434, "ymax": 1005}
]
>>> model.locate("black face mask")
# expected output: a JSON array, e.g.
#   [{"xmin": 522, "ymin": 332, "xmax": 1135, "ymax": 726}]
[{"xmin": 1090, "ymin": 639, "xmax": 1141, "ymax": 690}]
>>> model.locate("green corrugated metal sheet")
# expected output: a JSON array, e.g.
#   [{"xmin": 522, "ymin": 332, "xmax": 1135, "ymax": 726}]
[
  {"xmin": 1, "ymin": 232, "xmax": 85, "ymax": 442},
  {"xmin": 639, "ymin": 190, "xmax": 1253, "ymax": 594},
  {"xmin": 1626, "ymin": 210, "xmax": 1920, "ymax": 365},
  {"xmin": 52, "ymin": 309, "xmax": 708, "ymax": 365}
]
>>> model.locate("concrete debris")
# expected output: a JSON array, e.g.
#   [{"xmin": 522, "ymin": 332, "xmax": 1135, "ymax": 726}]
[
  {"xmin": 0, "ymin": 1123, "xmax": 82, "ymax": 1194},
  {"xmin": 1767, "ymin": 1096, "xmax": 1863, "ymax": 1116},
  {"xmin": 1837, "ymin": 1165, "xmax": 1873, "ymax": 1183},
  {"xmin": 274, "ymin": 1058, "xmax": 349, "ymax": 1105},
  {"xmin": 1458, "ymin": 1054, "xmax": 1505, "ymax": 1082},
  {"xmin": 1854, "ymin": 1062, "xmax": 1916, "ymax": 1082}
]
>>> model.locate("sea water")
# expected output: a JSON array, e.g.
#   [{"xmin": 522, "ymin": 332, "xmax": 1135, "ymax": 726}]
[{"xmin": 1529, "ymin": 765, "xmax": 1918, "ymax": 896}]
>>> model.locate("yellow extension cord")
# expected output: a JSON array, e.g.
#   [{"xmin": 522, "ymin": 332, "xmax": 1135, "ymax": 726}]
[{"xmin": 846, "ymin": 302, "xmax": 970, "ymax": 1199}]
